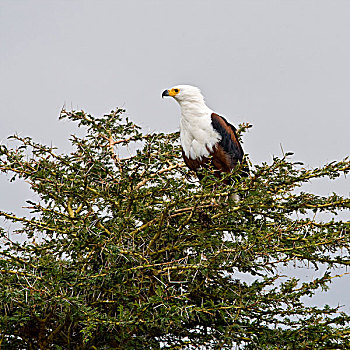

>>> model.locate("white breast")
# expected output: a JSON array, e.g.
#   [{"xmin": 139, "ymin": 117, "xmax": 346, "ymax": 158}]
[{"xmin": 180, "ymin": 110, "xmax": 221, "ymax": 160}]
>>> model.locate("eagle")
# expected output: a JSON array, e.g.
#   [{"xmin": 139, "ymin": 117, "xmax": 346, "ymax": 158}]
[{"xmin": 162, "ymin": 85, "xmax": 247, "ymax": 182}]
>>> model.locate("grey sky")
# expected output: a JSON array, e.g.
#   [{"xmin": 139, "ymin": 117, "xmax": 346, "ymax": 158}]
[{"xmin": 1, "ymin": 0, "xmax": 349, "ymax": 312}]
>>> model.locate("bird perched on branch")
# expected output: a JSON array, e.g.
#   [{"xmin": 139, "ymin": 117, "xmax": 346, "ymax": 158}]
[{"xmin": 162, "ymin": 85, "xmax": 248, "ymax": 182}]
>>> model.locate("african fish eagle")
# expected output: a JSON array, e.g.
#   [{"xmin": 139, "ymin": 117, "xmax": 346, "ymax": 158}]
[{"xmin": 162, "ymin": 85, "xmax": 247, "ymax": 181}]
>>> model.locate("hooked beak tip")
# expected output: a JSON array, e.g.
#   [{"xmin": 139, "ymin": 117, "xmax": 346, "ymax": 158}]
[{"xmin": 162, "ymin": 89, "xmax": 169, "ymax": 98}]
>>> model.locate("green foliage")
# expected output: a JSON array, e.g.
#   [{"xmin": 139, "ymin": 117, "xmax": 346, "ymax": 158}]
[{"xmin": 0, "ymin": 109, "xmax": 350, "ymax": 349}]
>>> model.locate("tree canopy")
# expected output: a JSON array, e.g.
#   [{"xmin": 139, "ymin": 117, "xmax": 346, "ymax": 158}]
[{"xmin": 0, "ymin": 109, "xmax": 350, "ymax": 349}]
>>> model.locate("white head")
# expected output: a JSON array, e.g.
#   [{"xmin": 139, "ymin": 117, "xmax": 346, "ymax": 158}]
[{"xmin": 162, "ymin": 85, "xmax": 206, "ymax": 105}]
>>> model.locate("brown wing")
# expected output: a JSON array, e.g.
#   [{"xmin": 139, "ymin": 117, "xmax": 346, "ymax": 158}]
[{"xmin": 210, "ymin": 113, "xmax": 244, "ymax": 171}]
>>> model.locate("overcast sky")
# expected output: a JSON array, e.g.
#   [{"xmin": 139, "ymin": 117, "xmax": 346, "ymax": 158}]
[{"xmin": 1, "ymin": 0, "xmax": 349, "ymax": 311}]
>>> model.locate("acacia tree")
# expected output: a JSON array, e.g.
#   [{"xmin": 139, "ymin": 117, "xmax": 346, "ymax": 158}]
[{"xmin": 0, "ymin": 109, "xmax": 350, "ymax": 349}]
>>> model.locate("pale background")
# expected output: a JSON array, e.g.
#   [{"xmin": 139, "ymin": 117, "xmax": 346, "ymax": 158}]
[{"xmin": 1, "ymin": 1, "xmax": 349, "ymax": 313}]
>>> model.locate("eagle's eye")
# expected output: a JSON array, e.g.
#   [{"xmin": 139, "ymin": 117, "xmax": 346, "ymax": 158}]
[{"xmin": 168, "ymin": 88, "xmax": 180, "ymax": 97}]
